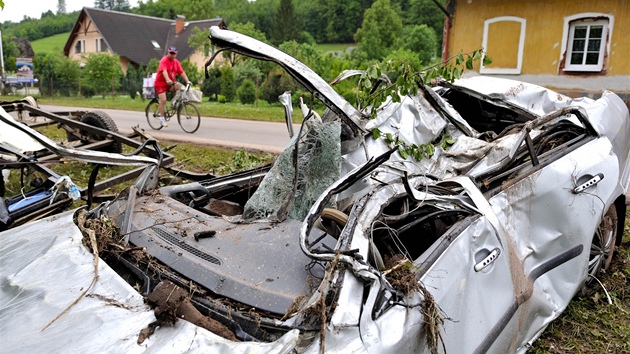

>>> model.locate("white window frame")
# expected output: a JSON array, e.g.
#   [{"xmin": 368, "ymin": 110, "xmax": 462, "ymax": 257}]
[
  {"xmin": 95, "ymin": 38, "xmax": 107, "ymax": 52},
  {"xmin": 74, "ymin": 39, "xmax": 85, "ymax": 54},
  {"xmin": 560, "ymin": 13, "xmax": 613, "ymax": 73},
  {"xmin": 480, "ymin": 16, "xmax": 526, "ymax": 75}
]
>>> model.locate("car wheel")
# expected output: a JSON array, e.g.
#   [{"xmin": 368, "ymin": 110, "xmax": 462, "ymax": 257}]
[
  {"xmin": 67, "ymin": 111, "xmax": 122, "ymax": 154},
  {"xmin": 586, "ymin": 204, "xmax": 617, "ymax": 284}
]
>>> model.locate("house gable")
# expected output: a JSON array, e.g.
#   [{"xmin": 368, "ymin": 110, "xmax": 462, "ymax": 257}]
[{"xmin": 63, "ymin": 8, "xmax": 226, "ymax": 70}]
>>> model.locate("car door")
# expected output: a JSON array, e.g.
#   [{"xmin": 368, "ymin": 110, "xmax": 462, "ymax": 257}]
[
  {"xmin": 358, "ymin": 177, "xmax": 519, "ymax": 354},
  {"xmin": 482, "ymin": 112, "xmax": 619, "ymax": 352}
]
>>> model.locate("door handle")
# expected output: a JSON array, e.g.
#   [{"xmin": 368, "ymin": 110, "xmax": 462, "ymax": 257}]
[
  {"xmin": 474, "ymin": 248, "xmax": 501, "ymax": 272},
  {"xmin": 573, "ymin": 173, "xmax": 604, "ymax": 194}
]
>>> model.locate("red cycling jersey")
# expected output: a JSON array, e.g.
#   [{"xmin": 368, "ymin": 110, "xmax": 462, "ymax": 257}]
[{"xmin": 154, "ymin": 56, "xmax": 183, "ymax": 91}]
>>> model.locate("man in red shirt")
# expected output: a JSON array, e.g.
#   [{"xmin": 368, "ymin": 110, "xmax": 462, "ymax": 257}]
[{"xmin": 154, "ymin": 46, "xmax": 192, "ymax": 127}]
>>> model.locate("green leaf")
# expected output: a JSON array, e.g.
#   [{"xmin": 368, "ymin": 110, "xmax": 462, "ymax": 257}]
[
  {"xmin": 454, "ymin": 68, "xmax": 462, "ymax": 79},
  {"xmin": 414, "ymin": 148, "xmax": 424, "ymax": 161},
  {"xmin": 483, "ymin": 55, "xmax": 493, "ymax": 66},
  {"xmin": 385, "ymin": 133, "xmax": 394, "ymax": 144},
  {"xmin": 423, "ymin": 143, "xmax": 435, "ymax": 158},
  {"xmin": 456, "ymin": 52, "xmax": 464, "ymax": 66},
  {"xmin": 398, "ymin": 145, "xmax": 409, "ymax": 159},
  {"xmin": 472, "ymin": 50, "xmax": 481, "ymax": 61},
  {"xmin": 372, "ymin": 128, "xmax": 381, "ymax": 139},
  {"xmin": 441, "ymin": 134, "xmax": 456, "ymax": 150},
  {"xmin": 465, "ymin": 57, "xmax": 474, "ymax": 70},
  {"xmin": 396, "ymin": 75, "xmax": 405, "ymax": 87},
  {"xmin": 363, "ymin": 79, "xmax": 372, "ymax": 89},
  {"xmin": 368, "ymin": 66, "xmax": 378, "ymax": 79}
]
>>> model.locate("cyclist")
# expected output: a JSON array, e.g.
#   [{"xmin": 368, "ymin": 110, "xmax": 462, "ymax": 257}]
[{"xmin": 154, "ymin": 46, "xmax": 192, "ymax": 127}]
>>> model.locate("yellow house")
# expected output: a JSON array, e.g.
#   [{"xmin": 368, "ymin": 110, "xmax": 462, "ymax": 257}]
[
  {"xmin": 63, "ymin": 7, "xmax": 226, "ymax": 75},
  {"xmin": 443, "ymin": 0, "xmax": 630, "ymax": 104}
]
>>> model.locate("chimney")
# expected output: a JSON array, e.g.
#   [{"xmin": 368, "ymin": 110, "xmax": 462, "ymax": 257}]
[{"xmin": 175, "ymin": 15, "xmax": 185, "ymax": 34}]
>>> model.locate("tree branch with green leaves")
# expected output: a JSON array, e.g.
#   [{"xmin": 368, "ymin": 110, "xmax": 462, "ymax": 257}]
[{"xmin": 359, "ymin": 48, "xmax": 491, "ymax": 162}]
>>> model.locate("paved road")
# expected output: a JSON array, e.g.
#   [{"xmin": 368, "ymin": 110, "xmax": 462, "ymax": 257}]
[{"xmin": 40, "ymin": 105, "xmax": 298, "ymax": 154}]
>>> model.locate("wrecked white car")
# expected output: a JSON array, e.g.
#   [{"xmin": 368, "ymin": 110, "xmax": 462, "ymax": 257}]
[{"xmin": 1, "ymin": 27, "xmax": 629, "ymax": 354}]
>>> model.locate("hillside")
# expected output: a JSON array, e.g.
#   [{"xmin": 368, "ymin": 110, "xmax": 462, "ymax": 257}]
[{"xmin": 30, "ymin": 32, "xmax": 70, "ymax": 56}]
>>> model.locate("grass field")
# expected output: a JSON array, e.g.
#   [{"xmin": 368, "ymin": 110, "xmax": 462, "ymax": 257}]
[{"xmin": 30, "ymin": 32, "xmax": 70, "ymax": 55}]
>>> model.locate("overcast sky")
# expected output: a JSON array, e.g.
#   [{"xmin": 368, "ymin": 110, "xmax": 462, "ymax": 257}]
[{"xmin": 1, "ymin": 0, "xmax": 140, "ymax": 23}]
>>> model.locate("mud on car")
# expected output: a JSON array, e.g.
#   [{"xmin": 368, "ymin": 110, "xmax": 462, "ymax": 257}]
[{"xmin": 1, "ymin": 27, "xmax": 628, "ymax": 354}]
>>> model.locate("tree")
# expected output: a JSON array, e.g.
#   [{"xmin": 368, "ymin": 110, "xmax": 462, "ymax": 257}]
[
  {"xmin": 94, "ymin": 0, "xmax": 131, "ymax": 11},
  {"xmin": 270, "ymin": 0, "xmax": 299, "ymax": 45},
  {"xmin": 354, "ymin": 0, "xmax": 403, "ymax": 60},
  {"xmin": 220, "ymin": 66, "xmax": 236, "ymax": 102},
  {"xmin": 180, "ymin": 59, "xmax": 200, "ymax": 85},
  {"xmin": 122, "ymin": 64, "xmax": 144, "ymax": 99},
  {"xmin": 279, "ymin": 41, "xmax": 326, "ymax": 76},
  {"xmin": 36, "ymin": 53, "xmax": 80, "ymax": 96},
  {"xmin": 57, "ymin": 0, "xmax": 67, "ymax": 14},
  {"xmin": 233, "ymin": 60, "xmax": 263, "ymax": 87},
  {"xmin": 227, "ymin": 22, "xmax": 269, "ymax": 66},
  {"xmin": 1, "ymin": 36, "xmax": 19, "ymax": 72},
  {"xmin": 190, "ymin": 22, "xmax": 268, "ymax": 67},
  {"xmin": 181, "ymin": 0, "xmax": 215, "ymax": 21},
  {"xmin": 260, "ymin": 68, "xmax": 297, "ymax": 104},
  {"xmin": 146, "ymin": 58, "xmax": 160, "ymax": 75},
  {"xmin": 201, "ymin": 66, "xmax": 221, "ymax": 101},
  {"xmin": 314, "ymin": 0, "xmax": 372, "ymax": 43},
  {"xmin": 404, "ymin": 0, "xmax": 446, "ymax": 44},
  {"xmin": 135, "ymin": 0, "xmax": 214, "ymax": 20},
  {"xmin": 402, "ymin": 24, "xmax": 438, "ymax": 65},
  {"xmin": 237, "ymin": 79, "xmax": 256, "ymax": 104},
  {"xmin": 82, "ymin": 53, "xmax": 123, "ymax": 98}
]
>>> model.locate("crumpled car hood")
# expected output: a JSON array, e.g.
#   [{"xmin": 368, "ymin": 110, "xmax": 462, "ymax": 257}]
[{"xmin": 0, "ymin": 210, "xmax": 300, "ymax": 353}]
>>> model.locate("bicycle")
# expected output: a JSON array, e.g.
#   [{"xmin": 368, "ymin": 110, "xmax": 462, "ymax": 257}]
[{"xmin": 145, "ymin": 83, "xmax": 201, "ymax": 134}]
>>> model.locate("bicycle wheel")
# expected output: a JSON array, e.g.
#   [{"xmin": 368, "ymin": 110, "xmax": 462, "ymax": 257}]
[
  {"xmin": 145, "ymin": 99, "xmax": 163, "ymax": 130},
  {"xmin": 177, "ymin": 102, "xmax": 201, "ymax": 133}
]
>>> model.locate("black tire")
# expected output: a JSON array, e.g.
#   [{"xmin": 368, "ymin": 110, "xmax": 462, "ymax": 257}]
[
  {"xmin": 67, "ymin": 110, "xmax": 122, "ymax": 153},
  {"xmin": 145, "ymin": 99, "xmax": 163, "ymax": 130},
  {"xmin": 586, "ymin": 204, "xmax": 618, "ymax": 284},
  {"xmin": 177, "ymin": 102, "xmax": 201, "ymax": 133}
]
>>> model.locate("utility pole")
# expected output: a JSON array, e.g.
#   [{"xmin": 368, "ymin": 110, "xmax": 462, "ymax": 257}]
[{"xmin": 0, "ymin": 30, "xmax": 5, "ymax": 92}]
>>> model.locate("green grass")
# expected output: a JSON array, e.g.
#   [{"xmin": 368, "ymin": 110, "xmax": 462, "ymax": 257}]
[{"xmin": 30, "ymin": 32, "xmax": 70, "ymax": 56}]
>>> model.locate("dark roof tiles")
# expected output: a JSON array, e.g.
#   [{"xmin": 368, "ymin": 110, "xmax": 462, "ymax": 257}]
[{"xmin": 64, "ymin": 7, "xmax": 225, "ymax": 67}]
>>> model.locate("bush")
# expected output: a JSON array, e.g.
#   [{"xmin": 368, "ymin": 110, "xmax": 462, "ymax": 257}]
[
  {"xmin": 81, "ymin": 85, "xmax": 96, "ymax": 98},
  {"xmin": 124, "ymin": 65, "xmax": 143, "ymax": 100},
  {"xmin": 218, "ymin": 95, "xmax": 227, "ymax": 103},
  {"xmin": 237, "ymin": 79, "xmax": 256, "ymax": 104},
  {"xmin": 260, "ymin": 68, "xmax": 297, "ymax": 104},
  {"xmin": 220, "ymin": 66, "xmax": 236, "ymax": 102},
  {"xmin": 202, "ymin": 67, "xmax": 221, "ymax": 101},
  {"xmin": 233, "ymin": 61, "xmax": 262, "ymax": 88}
]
